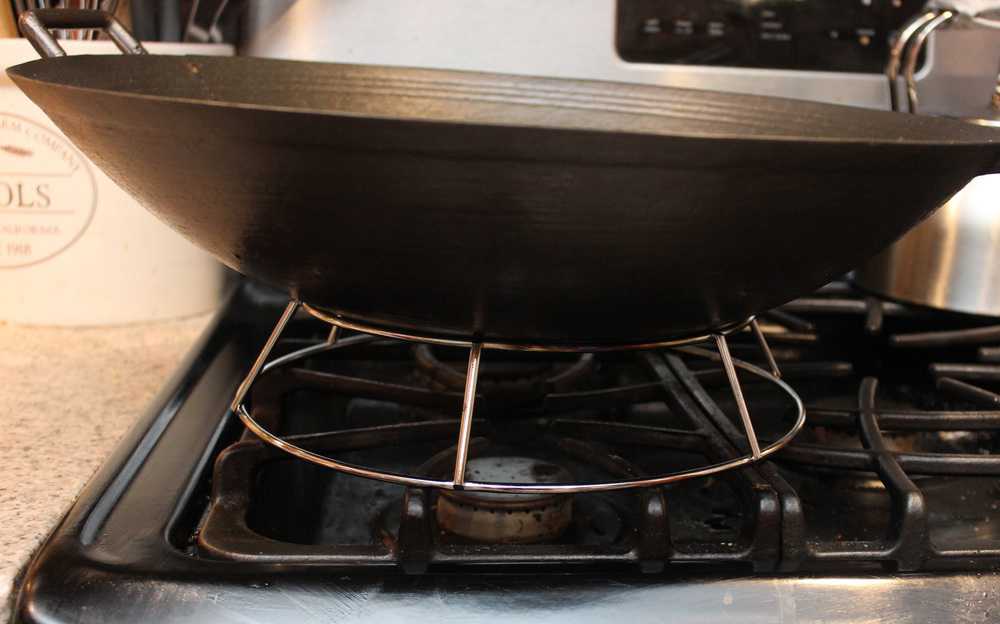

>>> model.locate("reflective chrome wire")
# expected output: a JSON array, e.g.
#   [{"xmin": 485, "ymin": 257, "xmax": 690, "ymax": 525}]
[
  {"xmin": 751, "ymin": 318, "xmax": 781, "ymax": 379},
  {"xmin": 302, "ymin": 302, "xmax": 751, "ymax": 353},
  {"xmin": 714, "ymin": 334, "xmax": 762, "ymax": 459},
  {"xmin": 230, "ymin": 300, "xmax": 805, "ymax": 494},
  {"xmin": 452, "ymin": 343, "xmax": 482, "ymax": 485}
]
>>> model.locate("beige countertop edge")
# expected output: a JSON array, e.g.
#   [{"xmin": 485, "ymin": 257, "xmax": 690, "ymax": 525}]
[{"xmin": 0, "ymin": 312, "xmax": 215, "ymax": 622}]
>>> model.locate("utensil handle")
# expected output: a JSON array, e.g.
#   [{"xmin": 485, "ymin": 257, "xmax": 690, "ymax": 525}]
[{"xmin": 18, "ymin": 8, "xmax": 146, "ymax": 58}]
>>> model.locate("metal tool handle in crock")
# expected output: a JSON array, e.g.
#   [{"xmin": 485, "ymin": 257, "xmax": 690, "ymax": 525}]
[{"xmin": 18, "ymin": 8, "xmax": 146, "ymax": 58}]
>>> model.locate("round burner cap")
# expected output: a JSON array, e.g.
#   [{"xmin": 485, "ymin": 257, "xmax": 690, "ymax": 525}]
[
  {"xmin": 458, "ymin": 456, "xmax": 572, "ymax": 502},
  {"xmin": 437, "ymin": 456, "xmax": 573, "ymax": 543}
]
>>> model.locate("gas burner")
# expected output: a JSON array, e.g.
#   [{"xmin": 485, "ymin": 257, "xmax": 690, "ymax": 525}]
[{"xmin": 435, "ymin": 456, "xmax": 574, "ymax": 543}]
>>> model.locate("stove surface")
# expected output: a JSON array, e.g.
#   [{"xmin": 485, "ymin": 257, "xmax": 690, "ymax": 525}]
[{"xmin": 14, "ymin": 282, "xmax": 1000, "ymax": 624}]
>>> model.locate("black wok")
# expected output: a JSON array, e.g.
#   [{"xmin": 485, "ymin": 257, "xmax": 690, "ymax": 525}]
[{"xmin": 9, "ymin": 10, "xmax": 1000, "ymax": 346}]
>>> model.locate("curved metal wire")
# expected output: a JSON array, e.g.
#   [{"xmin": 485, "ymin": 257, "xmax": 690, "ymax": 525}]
[
  {"xmin": 231, "ymin": 300, "xmax": 806, "ymax": 494},
  {"xmin": 301, "ymin": 302, "xmax": 752, "ymax": 353}
]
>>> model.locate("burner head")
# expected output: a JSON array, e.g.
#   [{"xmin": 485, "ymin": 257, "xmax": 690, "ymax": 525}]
[{"xmin": 436, "ymin": 456, "xmax": 573, "ymax": 543}]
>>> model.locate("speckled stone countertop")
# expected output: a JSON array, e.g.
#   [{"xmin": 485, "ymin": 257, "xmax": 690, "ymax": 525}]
[{"xmin": 0, "ymin": 315, "xmax": 213, "ymax": 622}]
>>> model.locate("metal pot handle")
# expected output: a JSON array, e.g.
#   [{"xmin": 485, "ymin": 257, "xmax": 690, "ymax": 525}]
[
  {"xmin": 901, "ymin": 10, "xmax": 955, "ymax": 114},
  {"xmin": 18, "ymin": 8, "xmax": 147, "ymax": 59},
  {"xmin": 886, "ymin": 10, "xmax": 939, "ymax": 112},
  {"xmin": 895, "ymin": 9, "xmax": 1000, "ymax": 174}
]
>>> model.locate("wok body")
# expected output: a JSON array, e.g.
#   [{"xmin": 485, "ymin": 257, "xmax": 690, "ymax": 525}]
[{"xmin": 9, "ymin": 56, "xmax": 1000, "ymax": 345}]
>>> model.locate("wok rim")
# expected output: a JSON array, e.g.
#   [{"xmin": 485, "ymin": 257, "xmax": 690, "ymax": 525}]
[{"xmin": 8, "ymin": 54, "xmax": 1000, "ymax": 148}]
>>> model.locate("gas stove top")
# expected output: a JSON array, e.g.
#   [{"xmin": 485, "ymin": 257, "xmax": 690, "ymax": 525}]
[{"xmin": 14, "ymin": 281, "xmax": 1000, "ymax": 623}]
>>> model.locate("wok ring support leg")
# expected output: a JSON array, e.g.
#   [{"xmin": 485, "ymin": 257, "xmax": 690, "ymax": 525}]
[
  {"xmin": 231, "ymin": 301, "xmax": 804, "ymax": 493},
  {"xmin": 713, "ymin": 319, "xmax": 780, "ymax": 461}
]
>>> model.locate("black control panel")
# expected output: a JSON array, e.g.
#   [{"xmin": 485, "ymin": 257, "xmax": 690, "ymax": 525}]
[{"xmin": 617, "ymin": 0, "xmax": 928, "ymax": 72}]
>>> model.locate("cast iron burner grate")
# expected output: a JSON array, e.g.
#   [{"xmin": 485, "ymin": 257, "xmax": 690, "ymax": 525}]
[{"xmin": 196, "ymin": 283, "xmax": 1000, "ymax": 575}]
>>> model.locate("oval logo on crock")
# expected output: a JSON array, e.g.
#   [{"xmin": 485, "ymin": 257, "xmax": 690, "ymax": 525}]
[{"xmin": 0, "ymin": 113, "xmax": 96, "ymax": 269}]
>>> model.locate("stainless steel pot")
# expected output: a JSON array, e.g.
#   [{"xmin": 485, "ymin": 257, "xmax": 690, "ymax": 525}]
[
  {"xmin": 855, "ymin": 172, "xmax": 1000, "ymax": 315},
  {"xmin": 855, "ymin": 9, "xmax": 1000, "ymax": 316}
]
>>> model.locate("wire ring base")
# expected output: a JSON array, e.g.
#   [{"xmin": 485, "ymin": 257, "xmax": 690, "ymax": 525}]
[{"xmin": 232, "ymin": 301, "xmax": 806, "ymax": 494}]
